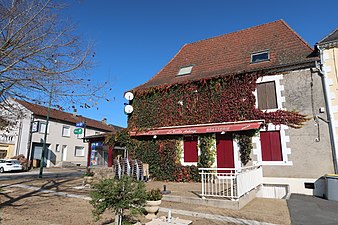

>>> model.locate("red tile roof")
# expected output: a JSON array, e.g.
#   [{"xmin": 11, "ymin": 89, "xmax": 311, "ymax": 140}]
[
  {"xmin": 135, "ymin": 20, "xmax": 316, "ymax": 90},
  {"xmin": 15, "ymin": 100, "xmax": 121, "ymax": 132}
]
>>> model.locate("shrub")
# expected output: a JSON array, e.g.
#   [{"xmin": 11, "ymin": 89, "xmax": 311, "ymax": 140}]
[
  {"xmin": 174, "ymin": 165, "xmax": 201, "ymax": 182},
  {"xmin": 189, "ymin": 165, "xmax": 201, "ymax": 182},
  {"xmin": 89, "ymin": 176, "xmax": 147, "ymax": 224},
  {"xmin": 83, "ymin": 168, "xmax": 94, "ymax": 177},
  {"xmin": 146, "ymin": 189, "xmax": 162, "ymax": 201}
]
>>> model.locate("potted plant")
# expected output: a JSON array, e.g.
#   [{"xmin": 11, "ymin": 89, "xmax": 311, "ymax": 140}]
[{"xmin": 144, "ymin": 188, "xmax": 162, "ymax": 219}]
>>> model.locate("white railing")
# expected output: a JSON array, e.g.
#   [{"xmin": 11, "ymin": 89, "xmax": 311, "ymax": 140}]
[{"xmin": 199, "ymin": 165, "xmax": 262, "ymax": 200}]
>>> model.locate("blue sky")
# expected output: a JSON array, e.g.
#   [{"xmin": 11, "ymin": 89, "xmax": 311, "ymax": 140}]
[{"xmin": 63, "ymin": 0, "xmax": 338, "ymax": 128}]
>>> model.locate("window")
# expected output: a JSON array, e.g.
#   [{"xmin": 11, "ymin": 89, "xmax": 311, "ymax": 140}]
[
  {"xmin": 62, "ymin": 125, "xmax": 70, "ymax": 137},
  {"xmin": 0, "ymin": 150, "xmax": 7, "ymax": 158},
  {"xmin": 260, "ymin": 131, "xmax": 283, "ymax": 161},
  {"xmin": 183, "ymin": 136, "xmax": 198, "ymax": 162},
  {"xmin": 39, "ymin": 122, "xmax": 49, "ymax": 133},
  {"xmin": 55, "ymin": 144, "xmax": 60, "ymax": 152},
  {"xmin": 74, "ymin": 146, "xmax": 85, "ymax": 157},
  {"xmin": 251, "ymin": 51, "xmax": 269, "ymax": 63},
  {"xmin": 177, "ymin": 65, "xmax": 193, "ymax": 76},
  {"xmin": 257, "ymin": 81, "xmax": 277, "ymax": 110}
]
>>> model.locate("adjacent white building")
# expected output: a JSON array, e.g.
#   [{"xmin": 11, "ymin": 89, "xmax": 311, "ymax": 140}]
[{"xmin": 0, "ymin": 99, "xmax": 122, "ymax": 167}]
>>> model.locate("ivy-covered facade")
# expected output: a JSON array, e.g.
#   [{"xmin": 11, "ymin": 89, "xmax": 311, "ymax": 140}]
[{"xmin": 124, "ymin": 20, "xmax": 334, "ymax": 193}]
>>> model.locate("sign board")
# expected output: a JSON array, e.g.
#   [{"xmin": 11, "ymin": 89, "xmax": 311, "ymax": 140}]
[
  {"xmin": 31, "ymin": 121, "xmax": 39, "ymax": 133},
  {"xmin": 76, "ymin": 122, "xmax": 85, "ymax": 128},
  {"xmin": 74, "ymin": 128, "xmax": 83, "ymax": 134}
]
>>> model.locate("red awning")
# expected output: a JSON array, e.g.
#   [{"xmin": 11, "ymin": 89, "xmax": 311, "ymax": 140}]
[{"xmin": 129, "ymin": 121, "xmax": 263, "ymax": 136}]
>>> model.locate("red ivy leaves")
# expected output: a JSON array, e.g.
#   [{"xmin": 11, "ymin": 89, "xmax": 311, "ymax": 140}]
[{"xmin": 129, "ymin": 73, "xmax": 308, "ymax": 129}]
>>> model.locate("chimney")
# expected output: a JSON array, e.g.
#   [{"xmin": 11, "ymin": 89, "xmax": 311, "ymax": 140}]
[
  {"xmin": 101, "ymin": 117, "xmax": 107, "ymax": 124},
  {"xmin": 73, "ymin": 109, "xmax": 77, "ymax": 117}
]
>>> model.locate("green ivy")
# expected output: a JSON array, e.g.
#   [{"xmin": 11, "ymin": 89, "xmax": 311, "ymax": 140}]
[
  {"xmin": 198, "ymin": 135, "xmax": 216, "ymax": 168},
  {"xmin": 234, "ymin": 130, "xmax": 258, "ymax": 166}
]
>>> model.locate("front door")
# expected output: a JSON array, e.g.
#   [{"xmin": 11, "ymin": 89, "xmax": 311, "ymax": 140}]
[{"xmin": 216, "ymin": 133, "xmax": 235, "ymax": 172}]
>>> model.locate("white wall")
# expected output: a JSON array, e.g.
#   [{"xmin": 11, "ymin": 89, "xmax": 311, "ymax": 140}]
[{"xmin": 31, "ymin": 118, "xmax": 105, "ymax": 166}]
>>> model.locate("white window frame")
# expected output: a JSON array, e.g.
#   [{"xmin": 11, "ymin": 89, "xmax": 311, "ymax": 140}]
[
  {"xmin": 177, "ymin": 65, "xmax": 193, "ymax": 76},
  {"xmin": 55, "ymin": 144, "xmax": 60, "ymax": 152},
  {"xmin": 251, "ymin": 50, "xmax": 270, "ymax": 63},
  {"xmin": 253, "ymin": 124, "xmax": 292, "ymax": 166},
  {"xmin": 39, "ymin": 121, "xmax": 49, "ymax": 134},
  {"xmin": 254, "ymin": 74, "xmax": 285, "ymax": 112},
  {"xmin": 62, "ymin": 125, "xmax": 71, "ymax": 137},
  {"xmin": 252, "ymin": 74, "xmax": 291, "ymax": 166},
  {"xmin": 74, "ymin": 146, "xmax": 85, "ymax": 157}
]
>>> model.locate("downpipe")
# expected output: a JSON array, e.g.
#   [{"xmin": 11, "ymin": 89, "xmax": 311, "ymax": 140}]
[{"xmin": 317, "ymin": 45, "xmax": 338, "ymax": 174}]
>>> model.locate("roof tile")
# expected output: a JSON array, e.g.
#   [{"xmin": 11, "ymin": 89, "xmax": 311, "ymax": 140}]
[
  {"xmin": 15, "ymin": 100, "xmax": 122, "ymax": 132},
  {"xmin": 134, "ymin": 20, "xmax": 316, "ymax": 90}
]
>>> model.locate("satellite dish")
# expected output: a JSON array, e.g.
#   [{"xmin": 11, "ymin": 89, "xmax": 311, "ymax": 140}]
[
  {"xmin": 124, "ymin": 105, "xmax": 134, "ymax": 114},
  {"xmin": 124, "ymin": 92, "xmax": 134, "ymax": 101}
]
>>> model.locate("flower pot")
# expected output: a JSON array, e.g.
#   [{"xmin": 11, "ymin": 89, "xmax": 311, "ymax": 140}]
[{"xmin": 144, "ymin": 200, "xmax": 161, "ymax": 219}]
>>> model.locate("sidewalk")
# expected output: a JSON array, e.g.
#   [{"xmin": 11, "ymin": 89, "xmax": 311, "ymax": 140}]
[
  {"xmin": 0, "ymin": 167, "xmax": 85, "ymax": 180},
  {"xmin": 145, "ymin": 181, "xmax": 290, "ymax": 224},
  {"xmin": 288, "ymin": 194, "xmax": 338, "ymax": 225}
]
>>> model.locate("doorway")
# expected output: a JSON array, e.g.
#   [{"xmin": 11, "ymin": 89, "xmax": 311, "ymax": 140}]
[
  {"xmin": 216, "ymin": 133, "xmax": 235, "ymax": 171},
  {"xmin": 61, "ymin": 145, "xmax": 67, "ymax": 161}
]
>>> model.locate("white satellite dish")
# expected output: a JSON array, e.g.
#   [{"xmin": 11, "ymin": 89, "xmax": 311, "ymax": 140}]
[
  {"xmin": 124, "ymin": 105, "xmax": 134, "ymax": 114},
  {"xmin": 124, "ymin": 92, "xmax": 134, "ymax": 101}
]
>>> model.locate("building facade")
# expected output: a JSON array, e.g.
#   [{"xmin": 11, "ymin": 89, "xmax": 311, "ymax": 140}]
[
  {"xmin": 127, "ymin": 20, "xmax": 335, "ymax": 196},
  {"xmin": 0, "ymin": 100, "xmax": 121, "ymax": 167}
]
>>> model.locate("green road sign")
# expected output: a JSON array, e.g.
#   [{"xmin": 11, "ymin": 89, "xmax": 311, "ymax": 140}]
[{"xmin": 74, "ymin": 128, "xmax": 83, "ymax": 134}]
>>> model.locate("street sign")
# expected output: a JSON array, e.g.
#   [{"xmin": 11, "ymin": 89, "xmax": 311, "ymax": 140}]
[
  {"xmin": 76, "ymin": 122, "xmax": 85, "ymax": 127},
  {"xmin": 31, "ymin": 121, "xmax": 40, "ymax": 133},
  {"xmin": 74, "ymin": 128, "xmax": 83, "ymax": 134}
]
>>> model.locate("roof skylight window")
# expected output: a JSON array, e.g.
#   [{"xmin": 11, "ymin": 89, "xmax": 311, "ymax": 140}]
[
  {"xmin": 251, "ymin": 51, "xmax": 270, "ymax": 63},
  {"xmin": 177, "ymin": 65, "xmax": 193, "ymax": 76}
]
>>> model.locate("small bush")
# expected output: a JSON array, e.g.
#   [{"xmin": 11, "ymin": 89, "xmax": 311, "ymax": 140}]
[
  {"xmin": 89, "ymin": 176, "xmax": 147, "ymax": 223},
  {"xmin": 174, "ymin": 165, "xmax": 201, "ymax": 182},
  {"xmin": 83, "ymin": 168, "xmax": 94, "ymax": 177},
  {"xmin": 146, "ymin": 189, "xmax": 162, "ymax": 201}
]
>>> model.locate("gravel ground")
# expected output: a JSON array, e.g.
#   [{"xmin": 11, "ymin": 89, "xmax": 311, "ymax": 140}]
[{"xmin": 0, "ymin": 175, "xmax": 291, "ymax": 225}]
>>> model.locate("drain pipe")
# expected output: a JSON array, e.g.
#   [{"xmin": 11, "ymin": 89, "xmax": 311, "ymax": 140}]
[{"xmin": 317, "ymin": 45, "xmax": 338, "ymax": 174}]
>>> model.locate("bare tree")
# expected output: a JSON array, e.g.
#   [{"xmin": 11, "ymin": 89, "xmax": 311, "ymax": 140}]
[{"xmin": 0, "ymin": 0, "xmax": 108, "ymax": 128}]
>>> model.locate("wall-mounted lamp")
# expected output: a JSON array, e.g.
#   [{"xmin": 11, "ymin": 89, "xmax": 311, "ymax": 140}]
[
  {"xmin": 221, "ymin": 131, "xmax": 225, "ymax": 134},
  {"xmin": 153, "ymin": 135, "xmax": 157, "ymax": 139}
]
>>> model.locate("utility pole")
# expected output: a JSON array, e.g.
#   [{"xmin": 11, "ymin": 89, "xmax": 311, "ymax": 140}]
[{"xmin": 39, "ymin": 58, "xmax": 57, "ymax": 178}]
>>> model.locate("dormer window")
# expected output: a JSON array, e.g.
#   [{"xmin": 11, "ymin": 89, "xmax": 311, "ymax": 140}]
[
  {"xmin": 251, "ymin": 51, "xmax": 269, "ymax": 63},
  {"xmin": 177, "ymin": 65, "xmax": 193, "ymax": 76}
]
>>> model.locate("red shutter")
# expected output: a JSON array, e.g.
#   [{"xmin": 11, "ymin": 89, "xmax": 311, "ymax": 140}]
[
  {"xmin": 261, "ymin": 131, "xmax": 282, "ymax": 161},
  {"xmin": 184, "ymin": 136, "xmax": 198, "ymax": 162}
]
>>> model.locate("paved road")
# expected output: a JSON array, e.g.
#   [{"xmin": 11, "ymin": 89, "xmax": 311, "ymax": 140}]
[
  {"xmin": 0, "ymin": 168, "xmax": 84, "ymax": 180},
  {"xmin": 288, "ymin": 194, "xmax": 338, "ymax": 225}
]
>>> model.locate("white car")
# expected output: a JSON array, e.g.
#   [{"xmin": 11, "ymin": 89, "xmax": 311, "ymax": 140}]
[{"xmin": 0, "ymin": 159, "xmax": 23, "ymax": 173}]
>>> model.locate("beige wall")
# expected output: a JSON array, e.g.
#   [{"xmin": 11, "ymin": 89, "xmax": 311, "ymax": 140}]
[
  {"xmin": 323, "ymin": 47, "xmax": 338, "ymax": 162},
  {"xmin": 252, "ymin": 69, "xmax": 334, "ymax": 179}
]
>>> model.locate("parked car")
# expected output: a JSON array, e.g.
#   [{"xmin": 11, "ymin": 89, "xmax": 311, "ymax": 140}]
[{"xmin": 0, "ymin": 159, "xmax": 23, "ymax": 173}]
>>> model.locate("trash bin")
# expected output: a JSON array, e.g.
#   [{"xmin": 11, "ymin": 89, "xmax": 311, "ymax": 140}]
[{"xmin": 326, "ymin": 174, "xmax": 338, "ymax": 201}]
